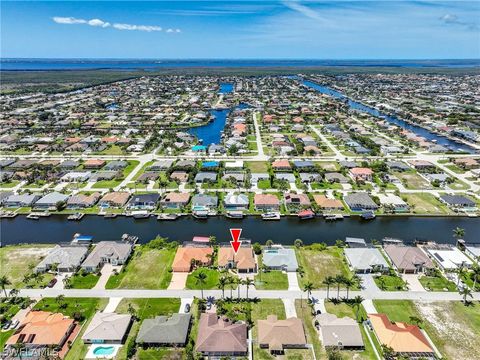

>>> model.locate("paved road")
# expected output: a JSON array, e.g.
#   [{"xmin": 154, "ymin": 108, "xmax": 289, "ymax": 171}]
[{"xmin": 12, "ymin": 288, "xmax": 480, "ymax": 301}]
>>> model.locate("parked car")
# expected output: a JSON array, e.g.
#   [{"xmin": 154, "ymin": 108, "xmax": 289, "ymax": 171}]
[
  {"xmin": 184, "ymin": 303, "xmax": 191, "ymax": 313},
  {"xmin": 10, "ymin": 319, "xmax": 19, "ymax": 329},
  {"xmin": 46, "ymin": 278, "xmax": 57, "ymax": 288},
  {"xmin": 2, "ymin": 321, "xmax": 12, "ymax": 330}
]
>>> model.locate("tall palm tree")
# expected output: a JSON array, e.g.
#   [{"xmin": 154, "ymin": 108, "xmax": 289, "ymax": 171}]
[
  {"xmin": 453, "ymin": 227, "xmax": 465, "ymax": 240},
  {"xmin": 322, "ymin": 276, "xmax": 335, "ymax": 299},
  {"xmin": 471, "ymin": 265, "xmax": 480, "ymax": 291},
  {"xmin": 228, "ymin": 276, "xmax": 235, "ymax": 298},
  {"xmin": 195, "ymin": 271, "xmax": 208, "ymax": 299},
  {"xmin": 0, "ymin": 275, "xmax": 12, "ymax": 297},
  {"xmin": 244, "ymin": 278, "xmax": 254, "ymax": 299},
  {"xmin": 459, "ymin": 287, "xmax": 473, "ymax": 304},
  {"xmin": 352, "ymin": 295, "xmax": 364, "ymax": 322},
  {"xmin": 343, "ymin": 277, "xmax": 355, "ymax": 300},
  {"xmin": 456, "ymin": 265, "xmax": 467, "ymax": 287},
  {"xmin": 303, "ymin": 282, "xmax": 314, "ymax": 300},
  {"xmin": 217, "ymin": 276, "xmax": 228, "ymax": 299},
  {"xmin": 236, "ymin": 278, "xmax": 242, "ymax": 298},
  {"xmin": 335, "ymin": 274, "xmax": 346, "ymax": 299}
]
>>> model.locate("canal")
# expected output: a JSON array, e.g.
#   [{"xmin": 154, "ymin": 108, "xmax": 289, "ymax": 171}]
[
  {"xmin": 302, "ymin": 80, "xmax": 475, "ymax": 153},
  {"xmin": 1, "ymin": 215, "xmax": 479, "ymax": 246}
]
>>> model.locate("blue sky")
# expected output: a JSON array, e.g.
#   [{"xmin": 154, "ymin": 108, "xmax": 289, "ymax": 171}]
[{"xmin": 1, "ymin": 1, "xmax": 479, "ymax": 59}]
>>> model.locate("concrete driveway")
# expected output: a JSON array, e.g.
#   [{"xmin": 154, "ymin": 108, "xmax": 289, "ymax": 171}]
[
  {"xmin": 168, "ymin": 272, "xmax": 189, "ymax": 290},
  {"xmin": 53, "ymin": 273, "xmax": 71, "ymax": 290},
  {"xmin": 282, "ymin": 298, "xmax": 297, "ymax": 318},
  {"xmin": 402, "ymin": 273, "xmax": 426, "ymax": 292},
  {"xmin": 358, "ymin": 274, "xmax": 380, "ymax": 294},
  {"xmin": 93, "ymin": 264, "xmax": 121, "ymax": 290},
  {"xmin": 287, "ymin": 272, "xmax": 300, "ymax": 291}
]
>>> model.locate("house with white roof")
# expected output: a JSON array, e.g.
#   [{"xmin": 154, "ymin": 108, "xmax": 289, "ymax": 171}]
[
  {"xmin": 424, "ymin": 246, "xmax": 473, "ymax": 270},
  {"xmin": 344, "ymin": 248, "xmax": 389, "ymax": 273}
]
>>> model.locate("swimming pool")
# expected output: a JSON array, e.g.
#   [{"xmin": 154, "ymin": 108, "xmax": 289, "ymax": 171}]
[{"xmin": 93, "ymin": 346, "xmax": 115, "ymax": 356}]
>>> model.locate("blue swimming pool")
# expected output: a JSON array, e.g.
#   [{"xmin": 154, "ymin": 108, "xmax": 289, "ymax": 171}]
[{"xmin": 93, "ymin": 346, "xmax": 115, "ymax": 356}]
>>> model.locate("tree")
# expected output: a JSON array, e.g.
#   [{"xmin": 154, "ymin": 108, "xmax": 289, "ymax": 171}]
[
  {"xmin": 235, "ymin": 277, "xmax": 242, "ymax": 298},
  {"xmin": 452, "ymin": 227, "xmax": 465, "ymax": 240},
  {"xmin": 218, "ymin": 276, "xmax": 228, "ymax": 299},
  {"xmin": 55, "ymin": 295, "xmax": 66, "ymax": 309},
  {"xmin": 352, "ymin": 295, "xmax": 364, "ymax": 322},
  {"xmin": 409, "ymin": 316, "xmax": 423, "ymax": 327},
  {"xmin": 55, "ymin": 200, "xmax": 66, "ymax": 212},
  {"xmin": 252, "ymin": 242, "xmax": 262, "ymax": 255},
  {"xmin": 244, "ymin": 278, "xmax": 254, "ymax": 299},
  {"xmin": 381, "ymin": 344, "xmax": 395, "ymax": 360},
  {"xmin": 208, "ymin": 236, "xmax": 217, "ymax": 246},
  {"xmin": 0, "ymin": 275, "xmax": 12, "ymax": 297},
  {"xmin": 343, "ymin": 277, "xmax": 355, "ymax": 300},
  {"xmin": 127, "ymin": 303, "xmax": 138, "ymax": 320},
  {"xmin": 334, "ymin": 274, "xmax": 346, "ymax": 299},
  {"xmin": 195, "ymin": 271, "xmax": 208, "ymax": 299},
  {"xmin": 470, "ymin": 264, "xmax": 480, "ymax": 290},
  {"xmin": 455, "ymin": 265, "xmax": 468, "ymax": 287},
  {"xmin": 265, "ymin": 239, "xmax": 274, "ymax": 248},
  {"xmin": 296, "ymin": 266, "xmax": 305, "ymax": 278},
  {"xmin": 50, "ymin": 262, "xmax": 59, "ymax": 274},
  {"xmin": 227, "ymin": 276, "xmax": 235, "ymax": 298},
  {"xmin": 335, "ymin": 239, "xmax": 345, "ymax": 248},
  {"xmin": 12, "ymin": 341, "xmax": 26, "ymax": 360},
  {"xmin": 294, "ymin": 239, "xmax": 303, "ymax": 248},
  {"xmin": 322, "ymin": 276, "xmax": 335, "ymax": 299},
  {"xmin": 459, "ymin": 287, "xmax": 473, "ymax": 304},
  {"xmin": 303, "ymin": 282, "xmax": 314, "ymax": 301},
  {"xmin": 9, "ymin": 288, "xmax": 19, "ymax": 299}
]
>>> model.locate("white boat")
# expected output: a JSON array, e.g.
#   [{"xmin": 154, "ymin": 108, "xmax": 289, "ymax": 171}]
[
  {"xmin": 67, "ymin": 213, "xmax": 84, "ymax": 221},
  {"xmin": 157, "ymin": 213, "xmax": 179, "ymax": 221},
  {"xmin": 324, "ymin": 214, "xmax": 344, "ymax": 221},
  {"xmin": 26, "ymin": 214, "xmax": 40, "ymax": 220},
  {"xmin": 261, "ymin": 212, "xmax": 280, "ymax": 220},
  {"xmin": 225, "ymin": 211, "xmax": 244, "ymax": 219}
]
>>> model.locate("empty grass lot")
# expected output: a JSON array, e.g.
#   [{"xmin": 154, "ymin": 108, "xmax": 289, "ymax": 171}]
[
  {"xmin": 394, "ymin": 171, "xmax": 431, "ymax": 189},
  {"xmin": 116, "ymin": 298, "xmax": 180, "ymax": 320},
  {"xmin": 418, "ymin": 274, "xmax": 457, "ymax": 291},
  {"xmin": 296, "ymin": 247, "xmax": 354, "ymax": 289},
  {"xmin": 0, "ymin": 244, "xmax": 54, "ymax": 287},
  {"xmin": 105, "ymin": 247, "xmax": 175, "ymax": 289},
  {"xmin": 246, "ymin": 161, "xmax": 269, "ymax": 172},
  {"xmin": 254, "ymin": 270, "xmax": 288, "ymax": 290},
  {"xmin": 402, "ymin": 193, "xmax": 451, "ymax": 214},
  {"xmin": 67, "ymin": 273, "xmax": 100, "ymax": 289},
  {"xmin": 137, "ymin": 348, "xmax": 183, "ymax": 360}
]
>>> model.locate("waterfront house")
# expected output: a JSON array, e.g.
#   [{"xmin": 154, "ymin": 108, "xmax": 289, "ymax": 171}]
[
  {"xmin": 3, "ymin": 193, "xmax": 40, "ymax": 207},
  {"xmin": 344, "ymin": 248, "xmax": 388, "ymax": 273},
  {"xmin": 262, "ymin": 246, "xmax": 298, "ymax": 272},
  {"xmin": 254, "ymin": 194, "xmax": 280, "ymax": 211},
  {"xmin": 343, "ymin": 193, "xmax": 379, "ymax": 211},
  {"xmin": 82, "ymin": 312, "xmax": 132, "ymax": 344},
  {"xmin": 34, "ymin": 192, "xmax": 70, "ymax": 210},
  {"xmin": 191, "ymin": 194, "xmax": 218, "ymax": 211},
  {"xmin": 424, "ymin": 246, "xmax": 473, "ymax": 270},
  {"xmin": 439, "ymin": 194, "xmax": 476, "ymax": 210},
  {"xmin": 383, "ymin": 245, "xmax": 434, "ymax": 274},
  {"xmin": 160, "ymin": 192, "xmax": 190, "ymax": 209},
  {"xmin": 316, "ymin": 313, "xmax": 364, "ymax": 349},
  {"xmin": 465, "ymin": 246, "xmax": 480, "ymax": 263},
  {"xmin": 66, "ymin": 192, "xmax": 100, "ymax": 209},
  {"xmin": 349, "ymin": 167, "xmax": 373, "ymax": 182},
  {"xmin": 36, "ymin": 245, "xmax": 89, "ymax": 273},
  {"xmin": 284, "ymin": 193, "xmax": 311, "ymax": 210},
  {"xmin": 312, "ymin": 195, "xmax": 344, "ymax": 211},
  {"xmin": 195, "ymin": 314, "xmax": 248, "ymax": 357},
  {"xmin": 218, "ymin": 246, "xmax": 256, "ymax": 273},
  {"xmin": 258, "ymin": 315, "xmax": 306, "ymax": 354},
  {"xmin": 224, "ymin": 193, "xmax": 249, "ymax": 210},
  {"xmin": 172, "ymin": 246, "xmax": 214, "ymax": 272},
  {"xmin": 345, "ymin": 237, "xmax": 367, "ymax": 248},
  {"xmin": 127, "ymin": 193, "xmax": 160, "ymax": 210},
  {"xmin": 81, "ymin": 241, "xmax": 133, "ymax": 272},
  {"xmin": 6, "ymin": 311, "xmax": 76, "ymax": 356},
  {"xmin": 368, "ymin": 313, "xmax": 434, "ymax": 358},
  {"xmin": 377, "ymin": 193, "xmax": 409, "ymax": 213},
  {"xmin": 136, "ymin": 313, "xmax": 192, "ymax": 347},
  {"xmin": 98, "ymin": 191, "xmax": 130, "ymax": 208}
]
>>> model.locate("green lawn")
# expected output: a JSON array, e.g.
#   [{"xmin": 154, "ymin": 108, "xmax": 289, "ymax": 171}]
[
  {"xmin": 402, "ymin": 193, "xmax": 451, "ymax": 215},
  {"xmin": 0, "ymin": 244, "xmax": 54, "ymax": 287},
  {"xmin": 33, "ymin": 297, "xmax": 106, "ymax": 320},
  {"xmin": 68, "ymin": 273, "xmax": 100, "ymax": 289},
  {"xmin": 137, "ymin": 348, "xmax": 183, "ymax": 360},
  {"xmin": 254, "ymin": 270, "xmax": 288, "ymax": 290},
  {"xmin": 116, "ymin": 298, "xmax": 180, "ymax": 321},
  {"xmin": 92, "ymin": 160, "xmax": 139, "ymax": 189},
  {"xmin": 185, "ymin": 268, "xmax": 226, "ymax": 290},
  {"xmin": 296, "ymin": 247, "xmax": 354, "ymax": 289},
  {"xmin": 374, "ymin": 274, "xmax": 407, "ymax": 291},
  {"xmin": 418, "ymin": 274, "xmax": 457, "ymax": 292},
  {"xmin": 106, "ymin": 247, "xmax": 175, "ymax": 289},
  {"xmin": 246, "ymin": 161, "xmax": 269, "ymax": 172},
  {"xmin": 0, "ymin": 330, "xmax": 14, "ymax": 352},
  {"xmin": 257, "ymin": 179, "xmax": 272, "ymax": 189}
]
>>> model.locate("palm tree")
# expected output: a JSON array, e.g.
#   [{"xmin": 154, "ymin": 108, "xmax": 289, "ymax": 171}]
[
  {"xmin": 452, "ymin": 227, "xmax": 465, "ymax": 240},
  {"xmin": 352, "ymin": 295, "xmax": 364, "ymax": 322},
  {"xmin": 343, "ymin": 277, "xmax": 355, "ymax": 300},
  {"xmin": 0, "ymin": 275, "xmax": 12, "ymax": 297},
  {"xmin": 195, "ymin": 271, "xmax": 208, "ymax": 299},
  {"xmin": 471, "ymin": 264, "xmax": 480, "ymax": 291},
  {"xmin": 322, "ymin": 276, "xmax": 335, "ymax": 299},
  {"xmin": 227, "ymin": 276, "xmax": 235, "ymax": 298},
  {"xmin": 303, "ymin": 282, "xmax": 314, "ymax": 301},
  {"xmin": 294, "ymin": 239, "xmax": 303, "ymax": 248},
  {"xmin": 55, "ymin": 294, "xmax": 66, "ymax": 308},
  {"xmin": 12, "ymin": 341, "xmax": 26, "ymax": 360},
  {"xmin": 265, "ymin": 239, "xmax": 274, "ymax": 248},
  {"xmin": 127, "ymin": 303, "xmax": 137, "ymax": 320},
  {"xmin": 218, "ymin": 276, "xmax": 228, "ymax": 298},
  {"xmin": 455, "ymin": 265, "xmax": 467, "ymax": 287},
  {"xmin": 9, "ymin": 288, "xmax": 19, "ymax": 299},
  {"xmin": 244, "ymin": 278, "xmax": 254, "ymax": 299},
  {"xmin": 297, "ymin": 266, "xmax": 305, "ymax": 278},
  {"xmin": 334, "ymin": 274, "xmax": 346, "ymax": 299},
  {"xmin": 209, "ymin": 236, "xmax": 217, "ymax": 246},
  {"xmin": 459, "ymin": 287, "xmax": 473, "ymax": 304},
  {"xmin": 235, "ymin": 277, "xmax": 242, "ymax": 298}
]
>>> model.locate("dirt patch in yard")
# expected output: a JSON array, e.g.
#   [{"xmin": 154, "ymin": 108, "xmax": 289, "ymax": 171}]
[{"xmin": 415, "ymin": 301, "xmax": 479, "ymax": 360}]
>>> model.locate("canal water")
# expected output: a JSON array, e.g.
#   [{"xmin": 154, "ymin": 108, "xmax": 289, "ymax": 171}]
[
  {"xmin": 302, "ymin": 80, "xmax": 475, "ymax": 153},
  {"xmin": 1, "ymin": 215, "xmax": 479, "ymax": 246}
]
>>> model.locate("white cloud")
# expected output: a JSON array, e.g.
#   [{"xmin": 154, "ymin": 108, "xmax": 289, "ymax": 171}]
[
  {"xmin": 282, "ymin": 0, "xmax": 327, "ymax": 22},
  {"xmin": 440, "ymin": 13, "xmax": 479, "ymax": 30},
  {"xmin": 52, "ymin": 16, "xmax": 174, "ymax": 32},
  {"xmin": 52, "ymin": 16, "xmax": 86, "ymax": 25},
  {"xmin": 88, "ymin": 19, "xmax": 110, "ymax": 28}
]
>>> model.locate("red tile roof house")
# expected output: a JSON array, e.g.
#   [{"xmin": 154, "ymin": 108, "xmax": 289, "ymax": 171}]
[
  {"xmin": 160, "ymin": 192, "xmax": 190, "ymax": 209},
  {"xmin": 349, "ymin": 167, "xmax": 373, "ymax": 182},
  {"xmin": 271, "ymin": 160, "xmax": 291, "ymax": 171},
  {"xmin": 284, "ymin": 193, "xmax": 311, "ymax": 211},
  {"xmin": 195, "ymin": 314, "xmax": 248, "ymax": 357},
  {"xmin": 254, "ymin": 194, "xmax": 280, "ymax": 211}
]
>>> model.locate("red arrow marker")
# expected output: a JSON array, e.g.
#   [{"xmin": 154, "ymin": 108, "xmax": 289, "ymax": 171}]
[{"xmin": 230, "ymin": 228, "xmax": 242, "ymax": 254}]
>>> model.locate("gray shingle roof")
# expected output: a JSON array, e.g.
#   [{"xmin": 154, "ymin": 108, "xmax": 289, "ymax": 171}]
[{"xmin": 136, "ymin": 314, "xmax": 191, "ymax": 345}]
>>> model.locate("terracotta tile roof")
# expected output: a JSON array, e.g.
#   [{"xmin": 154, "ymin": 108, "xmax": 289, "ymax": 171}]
[
  {"xmin": 254, "ymin": 194, "xmax": 280, "ymax": 206},
  {"xmin": 368, "ymin": 313, "xmax": 434, "ymax": 354},
  {"xmin": 172, "ymin": 246, "xmax": 213, "ymax": 272},
  {"xmin": 313, "ymin": 195, "xmax": 344, "ymax": 209},
  {"xmin": 218, "ymin": 247, "xmax": 256, "ymax": 271},
  {"xmin": 7, "ymin": 311, "xmax": 74, "ymax": 347}
]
